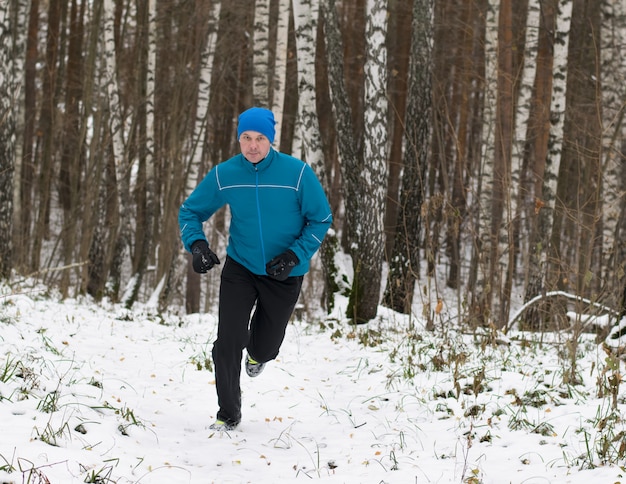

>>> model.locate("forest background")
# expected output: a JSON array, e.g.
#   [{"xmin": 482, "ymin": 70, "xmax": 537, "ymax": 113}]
[{"xmin": 0, "ymin": 0, "xmax": 625, "ymax": 332}]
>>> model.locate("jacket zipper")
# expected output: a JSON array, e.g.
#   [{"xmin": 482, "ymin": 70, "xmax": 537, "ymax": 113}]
[{"xmin": 254, "ymin": 166, "xmax": 267, "ymax": 264}]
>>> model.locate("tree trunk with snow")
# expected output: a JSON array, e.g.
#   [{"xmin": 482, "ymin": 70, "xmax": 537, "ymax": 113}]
[
  {"xmin": 321, "ymin": 0, "xmax": 389, "ymax": 323},
  {"xmin": 352, "ymin": 0, "xmax": 388, "ymax": 322},
  {"xmin": 292, "ymin": 0, "xmax": 337, "ymax": 312},
  {"xmin": 321, "ymin": 0, "xmax": 359, "ymax": 318}
]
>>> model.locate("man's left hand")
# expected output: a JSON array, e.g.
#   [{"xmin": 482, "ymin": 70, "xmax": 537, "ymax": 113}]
[{"xmin": 265, "ymin": 250, "xmax": 299, "ymax": 281}]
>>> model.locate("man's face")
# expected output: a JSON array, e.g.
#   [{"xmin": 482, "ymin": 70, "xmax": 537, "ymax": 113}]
[{"xmin": 239, "ymin": 131, "xmax": 271, "ymax": 163}]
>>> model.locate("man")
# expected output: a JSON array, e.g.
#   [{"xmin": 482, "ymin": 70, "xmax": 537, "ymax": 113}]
[{"xmin": 178, "ymin": 107, "xmax": 332, "ymax": 431}]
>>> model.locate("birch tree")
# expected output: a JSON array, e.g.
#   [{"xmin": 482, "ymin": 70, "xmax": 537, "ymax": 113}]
[
  {"xmin": 252, "ymin": 0, "xmax": 270, "ymax": 106},
  {"xmin": 383, "ymin": 0, "xmax": 432, "ymax": 314},
  {"xmin": 292, "ymin": 0, "xmax": 338, "ymax": 311},
  {"xmin": 123, "ymin": 0, "xmax": 157, "ymax": 307},
  {"xmin": 0, "ymin": 0, "xmax": 17, "ymax": 279},
  {"xmin": 356, "ymin": 0, "xmax": 388, "ymax": 321},
  {"xmin": 182, "ymin": 1, "xmax": 221, "ymax": 314},
  {"xmin": 271, "ymin": 0, "xmax": 290, "ymax": 146},
  {"xmin": 469, "ymin": 0, "xmax": 498, "ymax": 326},
  {"xmin": 321, "ymin": 0, "xmax": 388, "ymax": 323},
  {"xmin": 94, "ymin": 0, "xmax": 132, "ymax": 301},
  {"xmin": 293, "ymin": 0, "xmax": 322, "ymax": 169},
  {"xmin": 321, "ymin": 0, "xmax": 361, "ymax": 321},
  {"xmin": 600, "ymin": 0, "xmax": 626, "ymax": 312},
  {"xmin": 521, "ymin": 0, "xmax": 559, "ymax": 329},
  {"xmin": 549, "ymin": 0, "xmax": 603, "ymax": 300}
]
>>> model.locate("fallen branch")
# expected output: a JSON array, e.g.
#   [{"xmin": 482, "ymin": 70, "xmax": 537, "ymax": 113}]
[{"xmin": 505, "ymin": 290, "xmax": 620, "ymax": 333}]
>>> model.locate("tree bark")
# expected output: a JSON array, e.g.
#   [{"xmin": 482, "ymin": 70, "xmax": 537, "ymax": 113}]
[
  {"xmin": 549, "ymin": 0, "xmax": 603, "ymax": 300},
  {"xmin": 489, "ymin": 0, "xmax": 514, "ymax": 327},
  {"xmin": 522, "ymin": 0, "xmax": 558, "ymax": 329},
  {"xmin": 0, "ymin": 1, "xmax": 16, "ymax": 279},
  {"xmin": 32, "ymin": 0, "xmax": 63, "ymax": 274},
  {"xmin": 16, "ymin": 0, "xmax": 38, "ymax": 272},
  {"xmin": 382, "ymin": 0, "xmax": 431, "ymax": 314}
]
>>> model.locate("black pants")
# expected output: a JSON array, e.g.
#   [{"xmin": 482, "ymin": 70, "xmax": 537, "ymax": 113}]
[{"xmin": 212, "ymin": 256, "xmax": 303, "ymax": 425}]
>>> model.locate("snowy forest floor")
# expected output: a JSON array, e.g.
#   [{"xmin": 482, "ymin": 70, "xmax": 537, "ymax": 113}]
[{"xmin": 1, "ymin": 280, "xmax": 625, "ymax": 484}]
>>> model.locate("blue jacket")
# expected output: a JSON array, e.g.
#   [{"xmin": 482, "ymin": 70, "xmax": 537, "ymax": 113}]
[{"xmin": 179, "ymin": 148, "xmax": 333, "ymax": 276}]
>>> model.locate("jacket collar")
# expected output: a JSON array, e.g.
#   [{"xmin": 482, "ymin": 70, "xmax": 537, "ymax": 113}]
[{"xmin": 241, "ymin": 147, "xmax": 275, "ymax": 172}]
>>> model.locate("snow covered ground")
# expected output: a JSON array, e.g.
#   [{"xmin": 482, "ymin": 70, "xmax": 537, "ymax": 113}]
[{"xmin": 1, "ymin": 283, "xmax": 625, "ymax": 483}]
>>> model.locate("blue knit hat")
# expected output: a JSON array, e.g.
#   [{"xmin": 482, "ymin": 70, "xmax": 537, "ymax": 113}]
[{"xmin": 237, "ymin": 107, "xmax": 276, "ymax": 144}]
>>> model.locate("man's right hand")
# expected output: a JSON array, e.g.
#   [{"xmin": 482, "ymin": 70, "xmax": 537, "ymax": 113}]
[{"xmin": 191, "ymin": 240, "xmax": 220, "ymax": 273}]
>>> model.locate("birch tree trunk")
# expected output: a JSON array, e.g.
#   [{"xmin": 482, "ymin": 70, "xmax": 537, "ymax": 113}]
[
  {"xmin": 292, "ymin": 0, "xmax": 337, "ymax": 312},
  {"xmin": 293, "ymin": 0, "xmax": 322, "ymax": 170},
  {"xmin": 99, "ymin": 0, "xmax": 130, "ymax": 301},
  {"xmin": 0, "ymin": 0, "xmax": 17, "ymax": 279},
  {"xmin": 252, "ymin": 0, "xmax": 270, "ymax": 106},
  {"xmin": 322, "ymin": 0, "xmax": 390, "ymax": 323},
  {"xmin": 469, "ymin": 0, "xmax": 498, "ymax": 326},
  {"xmin": 183, "ymin": 1, "xmax": 220, "ymax": 314},
  {"xmin": 521, "ymin": 0, "xmax": 559, "ymax": 329},
  {"xmin": 352, "ymin": 0, "xmax": 388, "ymax": 322},
  {"xmin": 382, "ymin": 0, "xmax": 432, "ymax": 315},
  {"xmin": 600, "ymin": 0, "xmax": 626, "ymax": 312},
  {"xmin": 123, "ymin": 0, "xmax": 157, "ymax": 308},
  {"xmin": 549, "ymin": 0, "xmax": 602, "ymax": 300},
  {"xmin": 321, "ymin": 0, "xmax": 363, "ymax": 322},
  {"xmin": 271, "ymin": 0, "xmax": 290, "ymax": 146}
]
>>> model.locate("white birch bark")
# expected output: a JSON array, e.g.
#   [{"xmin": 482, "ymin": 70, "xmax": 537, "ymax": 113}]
[
  {"xmin": 361, "ymin": 0, "xmax": 389, "ymax": 308},
  {"xmin": 252, "ymin": 0, "xmax": 270, "ymax": 107},
  {"xmin": 514, "ymin": 0, "xmax": 540, "ymax": 275},
  {"xmin": 600, "ymin": 0, "xmax": 626, "ymax": 290},
  {"xmin": 533, "ymin": 0, "xmax": 570, "ymax": 285},
  {"xmin": 186, "ymin": 2, "xmax": 221, "ymax": 196},
  {"xmin": 103, "ymin": 0, "xmax": 126, "ymax": 174},
  {"xmin": 0, "ymin": 0, "xmax": 18, "ymax": 276},
  {"xmin": 7, "ymin": 0, "xmax": 27, "ymax": 226},
  {"xmin": 145, "ymin": 0, "xmax": 156, "ymax": 176},
  {"xmin": 292, "ymin": 0, "xmax": 326, "ymax": 181},
  {"xmin": 271, "ymin": 0, "xmax": 290, "ymax": 146},
  {"xmin": 546, "ymin": 0, "xmax": 571, "ymax": 199},
  {"xmin": 143, "ymin": 0, "xmax": 157, "ymax": 274},
  {"xmin": 473, "ymin": 0, "xmax": 499, "ymax": 314}
]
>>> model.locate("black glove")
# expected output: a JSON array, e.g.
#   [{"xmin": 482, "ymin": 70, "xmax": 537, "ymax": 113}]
[
  {"xmin": 191, "ymin": 240, "xmax": 220, "ymax": 273},
  {"xmin": 265, "ymin": 250, "xmax": 299, "ymax": 281}
]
